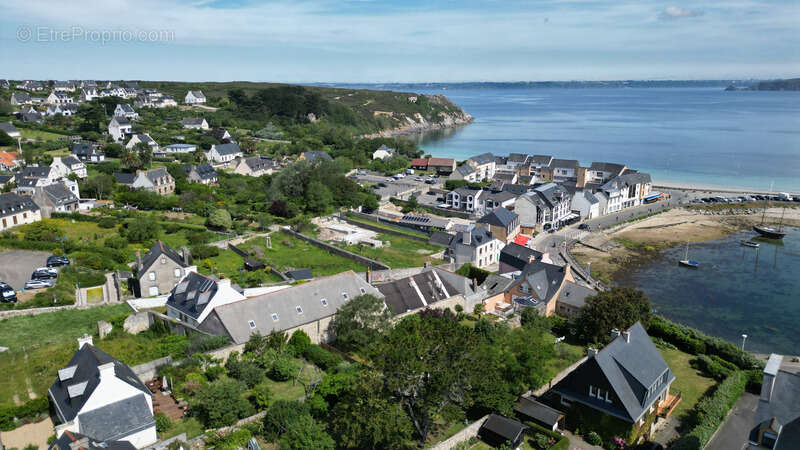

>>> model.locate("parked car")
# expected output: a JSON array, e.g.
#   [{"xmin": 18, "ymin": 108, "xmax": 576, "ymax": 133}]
[
  {"xmin": 32, "ymin": 267, "xmax": 58, "ymax": 280},
  {"xmin": 425, "ymin": 179, "xmax": 435, "ymax": 184},
  {"xmin": 25, "ymin": 279, "xmax": 54, "ymax": 290},
  {"xmin": 578, "ymin": 223, "xmax": 591, "ymax": 230},
  {"xmin": 0, "ymin": 282, "xmax": 16, "ymax": 303},
  {"xmin": 46, "ymin": 255, "xmax": 70, "ymax": 267}
]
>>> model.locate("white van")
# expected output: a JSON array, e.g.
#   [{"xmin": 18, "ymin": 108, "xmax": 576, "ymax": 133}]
[{"xmin": 779, "ymin": 192, "xmax": 793, "ymax": 201}]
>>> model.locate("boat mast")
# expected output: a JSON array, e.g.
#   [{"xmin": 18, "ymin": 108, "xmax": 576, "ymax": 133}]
[
  {"xmin": 685, "ymin": 242, "xmax": 689, "ymax": 260},
  {"xmin": 779, "ymin": 207, "xmax": 785, "ymax": 232}
]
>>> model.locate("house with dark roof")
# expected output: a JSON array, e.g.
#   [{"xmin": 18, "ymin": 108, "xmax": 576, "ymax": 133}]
[
  {"xmin": 181, "ymin": 117, "xmax": 209, "ymax": 130},
  {"xmin": 232, "ymin": 155, "xmax": 277, "ymax": 177},
  {"xmin": 33, "ymin": 182, "xmax": 80, "ymax": 216},
  {"xmin": 108, "ymin": 117, "xmax": 132, "ymax": 141},
  {"xmin": 446, "ymin": 226, "xmax": 502, "ymax": 269},
  {"xmin": 375, "ymin": 266, "xmax": 477, "ymax": 315},
  {"xmin": 515, "ymin": 396, "xmax": 565, "ymax": 431},
  {"xmin": 166, "ymin": 270, "xmax": 247, "ymax": 327},
  {"xmin": 552, "ymin": 322, "xmax": 676, "ymax": 429},
  {"xmin": 478, "ymin": 414, "xmax": 527, "ymax": 448},
  {"xmin": 450, "ymin": 163, "xmax": 478, "ymax": 182},
  {"xmin": 205, "ymin": 128, "xmax": 233, "ymax": 143},
  {"xmin": 183, "ymin": 164, "xmax": 218, "ymax": 185},
  {"xmin": 555, "ymin": 281, "xmax": 596, "ymax": 318},
  {"xmin": 599, "ymin": 172, "xmax": 653, "ymax": 213},
  {"xmin": 477, "ymin": 207, "xmax": 520, "ymax": 244},
  {"xmin": 0, "ymin": 192, "xmax": 41, "ymax": 231},
  {"xmin": 446, "ymin": 187, "xmax": 483, "ymax": 213},
  {"xmin": 49, "ymin": 430, "xmax": 136, "ymax": 450},
  {"xmin": 11, "ymin": 92, "xmax": 32, "ymax": 106},
  {"xmin": 581, "ymin": 162, "xmax": 626, "ymax": 186},
  {"xmin": 71, "ymin": 142, "xmax": 105, "ymax": 163},
  {"xmin": 125, "ymin": 133, "xmax": 159, "ymax": 152},
  {"xmin": 505, "ymin": 260, "xmax": 573, "ymax": 316},
  {"xmin": 0, "ymin": 122, "xmax": 21, "ymax": 139},
  {"xmin": 206, "ymin": 143, "xmax": 243, "ymax": 164},
  {"xmin": 133, "ymin": 241, "xmax": 192, "ymax": 297},
  {"xmin": 113, "ymin": 104, "xmax": 138, "ymax": 120},
  {"xmin": 200, "ymin": 271, "xmax": 383, "ymax": 345},
  {"xmin": 49, "ymin": 335, "xmax": 157, "ymax": 448},
  {"xmin": 541, "ymin": 158, "xmax": 580, "ymax": 182},
  {"xmin": 748, "ymin": 354, "xmax": 800, "ymax": 450},
  {"xmin": 571, "ymin": 190, "xmax": 600, "ymax": 219},
  {"xmin": 298, "ymin": 151, "xmax": 333, "ymax": 163},
  {"xmin": 126, "ymin": 168, "xmax": 175, "ymax": 196},
  {"xmin": 51, "ymin": 156, "xmax": 88, "ymax": 179},
  {"xmin": 499, "ymin": 242, "xmax": 542, "ymax": 274}
]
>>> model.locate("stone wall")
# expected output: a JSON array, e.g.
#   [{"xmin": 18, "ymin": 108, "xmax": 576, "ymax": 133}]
[
  {"xmin": 127, "ymin": 296, "xmax": 169, "ymax": 312},
  {"xmin": 340, "ymin": 213, "xmax": 430, "ymax": 242},
  {"xmin": 131, "ymin": 356, "xmax": 174, "ymax": 382},
  {"xmin": 430, "ymin": 415, "xmax": 489, "ymax": 450}
]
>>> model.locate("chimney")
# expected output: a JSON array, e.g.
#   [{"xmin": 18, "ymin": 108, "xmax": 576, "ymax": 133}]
[
  {"xmin": 761, "ymin": 354, "xmax": 783, "ymax": 403},
  {"xmin": 69, "ymin": 437, "xmax": 89, "ymax": 450},
  {"xmin": 622, "ymin": 331, "xmax": 631, "ymax": 343},
  {"xmin": 424, "ymin": 261, "xmax": 431, "ymax": 268},
  {"xmin": 610, "ymin": 328, "xmax": 620, "ymax": 340},
  {"xmin": 472, "ymin": 278, "xmax": 478, "ymax": 291},
  {"xmin": 588, "ymin": 348, "xmax": 598, "ymax": 358},
  {"xmin": 98, "ymin": 362, "xmax": 116, "ymax": 379},
  {"xmin": 462, "ymin": 231, "xmax": 471, "ymax": 246},
  {"xmin": 136, "ymin": 250, "xmax": 142, "ymax": 271},
  {"xmin": 77, "ymin": 334, "xmax": 93, "ymax": 349},
  {"xmin": 181, "ymin": 247, "xmax": 190, "ymax": 265}
]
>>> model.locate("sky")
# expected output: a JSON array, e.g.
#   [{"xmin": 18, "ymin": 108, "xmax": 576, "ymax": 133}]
[{"xmin": 0, "ymin": 0, "xmax": 798, "ymax": 82}]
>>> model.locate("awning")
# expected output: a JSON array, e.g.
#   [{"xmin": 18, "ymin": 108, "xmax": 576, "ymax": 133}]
[
  {"xmin": 562, "ymin": 213, "xmax": 579, "ymax": 221},
  {"xmin": 514, "ymin": 234, "xmax": 531, "ymax": 246},
  {"xmin": 644, "ymin": 193, "xmax": 663, "ymax": 201}
]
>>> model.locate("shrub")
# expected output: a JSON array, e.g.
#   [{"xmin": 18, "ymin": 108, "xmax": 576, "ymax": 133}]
[
  {"xmin": 692, "ymin": 355, "xmax": 733, "ymax": 381},
  {"xmin": 186, "ymin": 334, "xmax": 229, "ymax": 355},
  {"xmin": 287, "ymin": 330, "xmax": 311, "ymax": 356},
  {"xmin": 104, "ymin": 235, "xmax": 128, "ymax": 249},
  {"xmin": 193, "ymin": 379, "xmax": 254, "ymax": 428},
  {"xmin": 269, "ymin": 355, "xmax": 299, "ymax": 381},
  {"xmin": 97, "ymin": 217, "xmax": 117, "ymax": 229},
  {"xmin": 454, "ymin": 304, "xmax": 464, "ymax": 313},
  {"xmin": 585, "ymin": 431, "xmax": 602, "ymax": 445},
  {"xmin": 189, "ymin": 244, "xmax": 219, "ymax": 260},
  {"xmin": 227, "ymin": 359, "xmax": 264, "ymax": 388},
  {"xmin": 187, "ymin": 231, "xmax": 217, "ymax": 245},
  {"xmin": 252, "ymin": 383, "xmax": 272, "ymax": 409},
  {"xmin": 303, "ymin": 344, "xmax": 343, "ymax": 371},
  {"xmin": 154, "ymin": 412, "xmax": 171, "ymax": 432},
  {"xmin": 23, "ymin": 221, "xmax": 64, "ymax": 241}
]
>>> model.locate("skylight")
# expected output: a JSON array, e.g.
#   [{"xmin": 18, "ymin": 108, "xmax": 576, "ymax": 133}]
[
  {"xmin": 321, "ymin": 298, "xmax": 328, "ymax": 306},
  {"xmin": 271, "ymin": 313, "xmax": 279, "ymax": 321},
  {"xmin": 248, "ymin": 320, "xmax": 256, "ymax": 329},
  {"xmin": 296, "ymin": 306, "xmax": 303, "ymax": 314}
]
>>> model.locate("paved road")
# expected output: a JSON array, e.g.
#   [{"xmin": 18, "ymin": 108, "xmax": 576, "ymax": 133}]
[
  {"xmin": 0, "ymin": 250, "xmax": 53, "ymax": 291},
  {"xmin": 706, "ymin": 392, "xmax": 758, "ymax": 450}
]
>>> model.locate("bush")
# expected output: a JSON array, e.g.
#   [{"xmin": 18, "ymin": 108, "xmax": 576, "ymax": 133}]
[
  {"xmin": 154, "ymin": 412, "xmax": 171, "ymax": 432},
  {"xmin": 0, "ymin": 397, "xmax": 49, "ymax": 431},
  {"xmin": 269, "ymin": 355, "xmax": 299, "ymax": 381},
  {"xmin": 585, "ymin": 431, "xmax": 602, "ymax": 445},
  {"xmin": 22, "ymin": 221, "xmax": 64, "ymax": 241},
  {"xmin": 97, "ymin": 217, "xmax": 117, "ymax": 229},
  {"xmin": 104, "ymin": 235, "xmax": 128, "ymax": 249},
  {"xmin": 187, "ymin": 231, "xmax": 218, "ymax": 245},
  {"xmin": 186, "ymin": 334, "xmax": 229, "ymax": 355},
  {"xmin": 252, "ymin": 383, "xmax": 272, "ymax": 409},
  {"xmin": 303, "ymin": 344, "xmax": 343, "ymax": 371},
  {"xmin": 287, "ymin": 330, "xmax": 311, "ymax": 356},
  {"xmin": 189, "ymin": 244, "xmax": 219, "ymax": 260},
  {"xmin": 193, "ymin": 379, "xmax": 254, "ymax": 428},
  {"xmin": 227, "ymin": 359, "xmax": 265, "ymax": 388},
  {"xmin": 692, "ymin": 355, "xmax": 734, "ymax": 381}
]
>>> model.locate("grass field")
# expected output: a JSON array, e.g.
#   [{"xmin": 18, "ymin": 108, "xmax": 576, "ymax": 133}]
[
  {"xmin": 197, "ymin": 248, "xmax": 244, "ymax": 279},
  {"xmin": 338, "ymin": 233, "xmax": 441, "ymax": 268},
  {"xmin": 658, "ymin": 347, "xmax": 717, "ymax": 420},
  {"xmin": 19, "ymin": 128, "xmax": 68, "ymax": 141},
  {"xmin": 239, "ymin": 231, "xmax": 365, "ymax": 276},
  {"xmin": 17, "ymin": 218, "xmax": 118, "ymax": 246}
]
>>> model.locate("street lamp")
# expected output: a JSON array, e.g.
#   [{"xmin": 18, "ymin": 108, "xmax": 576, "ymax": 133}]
[{"xmin": 741, "ymin": 334, "xmax": 748, "ymax": 351}]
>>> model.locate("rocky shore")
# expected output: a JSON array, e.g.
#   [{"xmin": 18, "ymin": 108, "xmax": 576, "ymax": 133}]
[{"xmin": 361, "ymin": 94, "xmax": 474, "ymax": 138}]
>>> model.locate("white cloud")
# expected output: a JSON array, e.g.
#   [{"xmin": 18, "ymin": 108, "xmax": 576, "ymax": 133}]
[{"xmin": 659, "ymin": 5, "xmax": 704, "ymax": 20}]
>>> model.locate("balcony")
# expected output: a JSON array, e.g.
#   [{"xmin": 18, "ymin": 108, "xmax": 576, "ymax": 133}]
[{"xmin": 657, "ymin": 391, "xmax": 682, "ymax": 418}]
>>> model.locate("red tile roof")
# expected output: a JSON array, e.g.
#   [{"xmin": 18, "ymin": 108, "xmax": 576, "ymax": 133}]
[
  {"xmin": 411, "ymin": 158, "xmax": 428, "ymax": 167},
  {"xmin": 513, "ymin": 234, "xmax": 531, "ymax": 246},
  {"xmin": 427, "ymin": 157, "xmax": 455, "ymax": 166}
]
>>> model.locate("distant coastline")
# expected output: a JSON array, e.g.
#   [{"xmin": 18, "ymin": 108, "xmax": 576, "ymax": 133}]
[{"xmin": 725, "ymin": 78, "xmax": 800, "ymax": 91}]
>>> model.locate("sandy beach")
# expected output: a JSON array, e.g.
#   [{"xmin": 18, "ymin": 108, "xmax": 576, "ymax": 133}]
[
  {"xmin": 571, "ymin": 205, "xmax": 800, "ymax": 282},
  {"xmin": 654, "ymin": 181, "xmax": 800, "ymax": 196}
]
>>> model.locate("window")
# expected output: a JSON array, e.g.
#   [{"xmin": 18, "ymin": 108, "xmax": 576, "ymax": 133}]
[
  {"xmin": 360, "ymin": 287, "xmax": 366, "ymax": 295},
  {"xmin": 321, "ymin": 298, "xmax": 328, "ymax": 307},
  {"xmin": 248, "ymin": 320, "xmax": 256, "ymax": 329},
  {"xmin": 520, "ymin": 284, "xmax": 530, "ymax": 294},
  {"xmin": 23, "ymin": 213, "xmax": 26, "ymax": 219},
  {"xmin": 149, "ymin": 271, "xmax": 156, "ymax": 281},
  {"xmin": 161, "ymin": 257, "xmax": 166, "ymax": 264},
  {"xmin": 296, "ymin": 306, "xmax": 303, "ymax": 314},
  {"xmin": 148, "ymin": 286, "xmax": 159, "ymax": 296},
  {"xmin": 589, "ymin": 386, "xmax": 596, "ymax": 398},
  {"xmin": 342, "ymin": 292, "xmax": 349, "ymax": 300},
  {"xmin": 271, "ymin": 313, "xmax": 279, "ymax": 321},
  {"xmin": 174, "ymin": 268, "xmax": 181, "ymax": 278}
]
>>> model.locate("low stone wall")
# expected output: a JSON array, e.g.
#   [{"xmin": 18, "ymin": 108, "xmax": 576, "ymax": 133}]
[
  {"xmin": 341, "ymin": 213, "xmax": 430, "ymax": 242},
  {"xmin": 228, "ymin": 243, "xmax": 248, "ymax": 258},
  {"xmin": 282, "ymin": 229, "xmax": 390, "ymax": 270},
  {"xmin": 430, "ymin": 415, "xmax": 489, "ymax": 450},
  {"xmin": 0, "ymin": 302, "xmax": 86, "ymax": 319},
  {"xmin": 131, "ymin": 356, "xmax": 173, "ymax": 382}
]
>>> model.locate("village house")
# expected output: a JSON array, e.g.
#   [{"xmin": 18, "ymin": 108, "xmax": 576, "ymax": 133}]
[
  {"xmin": 205, "ymin": 128, "xmax": 233, "ymax": 143},
  {"xmin": 51, "ymin": 156, "xmax": 88, "ymax": 179},
  {"xmin": 541, "ymin": 158, "xmax": 580, "ymax": 182},
  {"xmin": 46, "ymin": 92, "xmax": 74, "ymax": 105},
  {"xmin": 580, "ymin": 162, "xmax": 626, "ymax": 187},
  {"xmin": 451, "ymin": 152, "xmax": 496, "ymax": 182},
  {"xmin": 444, "ymin": 226, "xmax": 502, "ymax": 269},
  {"xmin": 108, "ymin": 117, "xmax": 133, "ymax": 142},
  {"xmin": 80, "ymin": 88, "xmax": 99, "ymax": 102},
  {"xmin": 199, "ymin": 271, "xmax": 383, "ymax": 345},
  {"xmin": 17, "ymin": 80, "xmax": 44, "ymax": 91},
  {"xmin": 49, "ymin": 335, "xmax": 157, "ymax": 448},
  {"xmin": 19, "ymin": 109, "xmax": 44, "ymax": 124},
  {"xmin": 571, "ymin": 190, "xmax": 601, "ymax": 219},
  {"xmin": 184, "ymin": 90, "xmax": 206, "ymax": 104},
  {"xmin": 0, "ymin": 192, "xmax": 41, "ymax": 231},
  {"xmin": 114, "ymin": 104, "xmax": 139, "ymax": 120},
  {"xmin": 10, "ymin": 92, "xmax": 32, "ymax": 105},
  {"xmin": 597, "ymin": 172, "xmax": 653, "ymax": 214},
  {"xmin": 505, "ymin": 260, "xmax": 573, "ymax": 316},
  {"xmin": 166, "ymin": 270, "xmax": 248, "ymax": 327},
  {"xmin": 231, "ymin": 155, "xmax": 277, "ymax": 177},
  {"xmin": 0, "ymin": 151, "xmax": 21, "ymax": 171},
  {"xmin": 748, "ymin": 353, "xmax": 800, "ymax": 450},
  {"xmin": 114, "ymin": 168, "xmax": 175, "ymax": 195},
  {"xmin": 551, "ymin": 323, "xmax": 676, "ymax": 436},
  {"xmin": 49, "ymin": 431, "xmax": 136, "ymax": 450},
  {"xmin": 0, "ymin": 122, "xmax": 21, "ymax": 140},
  {"xmin": 498, "ymin": 242, "xmax": 543, "ymax": 274},
  {"xmin": 554, "ymin": 281, "xmax": 596, "ymax": 318},
  {"xmin": 298, "ymin": 151, "xmax": 333, "ymax": 163},
  {"xmin": 181, "ymin": 117, "xmax": 209, "ymax": 130},
  {"xmin": 477, "ymin": 207, "xmax": 521, "ymax": 245},
  {"xmin": 528, "ymin": 183, "xmax": 573, "ymax": 230},
  {"xmin": 53, "ymin": 81, "xmax": 76, "ymax": 92},
  {"xmin": 33, "ymin": 182, "xmax": 80, "ymax": 216},
  {"xmin": 375, "ymin": 266, "xmax": 480, "ymax": 316},
  {"xmin": 426, "ymin": 157, "xmax": 457, "ymax": 174},
  {"xmin": 183, "ymin": 164, "xmax": 218, "ymax": 185},
  {"xmin": 126, "ymin": 133, "xmax": 159, "ymax": 153},
  {"xmin": 133, "ymin": 241, "xmax": 193, "ymax": 297},
  {"xmin": 71, "ymin": 142, "xmax": 105, "ymax": 163},
  {"xmin": 410, "ymin": 158, "xmax": 429, "ymax": 171},
  {"xmin": 45, "ymin": 104, "xmax": 78, "ymax": 116},
  {"xmin": 446, "ymin": 187, "xmax": 484, "ymax": 213},
  {"xmin": 206, "ymin": 143, "xmax": 243, "ymax": 165},
  {"xmin": 159, "ymin": 143, "xmax": 197, "ymax": 156},
  {"xmin": 372, "ymin": 144, "xmax": 395, "ymax": 160}
]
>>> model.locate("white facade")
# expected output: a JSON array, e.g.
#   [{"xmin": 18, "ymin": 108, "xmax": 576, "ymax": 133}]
[
  {"xmin": 185, "ymin": 90, "xmax": 206, "ymax": 104},
  {"xmin": 108, "ymin": 118, "xmax": 132, "ymax": 141},
  {"xmin": 50, "ymin": 157, "xmax": 88, "ymax": 179}
]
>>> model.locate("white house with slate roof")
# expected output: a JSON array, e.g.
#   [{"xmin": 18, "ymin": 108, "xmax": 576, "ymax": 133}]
[
  {"xmin": 126, "ymin": 133, "xmax": 159, "ymax": 152},
  {"xmin": 184, "ymin": 164, "xmax": 218, "ymax": 185},
  {"xmin": 51, "ymin": 156, "xmax": 88, "ymax": 179},
  {"xmin": 130, "ymin": 168, "xmax": 175, "ymax": 195},
  {"xmin": 114, "ymin": 104, "xmax": 139, "ymax": 120},
  {"xmin": 571, "ymin": 190, "xmax": 600, "ymax": 219},
  {"xmin": 181, "ymin": 118, "xmax": 209, "ymax": 130},
  {"xmin": 184, "ymin": 90, "xmax": 206, "ymax": 104},
  {"xmin": 166, "ymin": 270, "xmax": 247, "ymax": 327},
  {"xmin": 108, "ymin": 117, "xmax": 132, "ymax": 142},
  {"xmin": 49, "ymin": 335, "xmax": 157, "ymax": 449},
  {"xmin": 206, "ymin": 143, "xmax": 243, "ymax": 165},
  {"xmin": 445, "ymin": 226, "xmax": 502, "ymax": 269},
  {"xmin": 372, "ymin": 144, "xmax": 395, "ymax": 160},
  {"xmin": 598, "ymin": 172, "xmax": 652, "ymax": 214}
]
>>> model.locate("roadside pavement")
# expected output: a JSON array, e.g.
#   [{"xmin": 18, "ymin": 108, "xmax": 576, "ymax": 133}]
[{"xmin": 705, "ymin": 392, "xmax": 758, "ymax": 450}]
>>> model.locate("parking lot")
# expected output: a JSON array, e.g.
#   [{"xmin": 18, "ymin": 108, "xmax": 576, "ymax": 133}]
[
  {"xmin": 353, "ymin": 170, "xmax": 445, "ymax": 202},
  {"xmin": 0, "ymin": 250, "xmax": 55, "ymax": 291}
]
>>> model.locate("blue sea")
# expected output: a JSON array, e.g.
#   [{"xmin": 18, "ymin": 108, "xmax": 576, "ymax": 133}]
[{"xmin": 401, "ymin": 86, "xmax": 800, "ymax": 192}]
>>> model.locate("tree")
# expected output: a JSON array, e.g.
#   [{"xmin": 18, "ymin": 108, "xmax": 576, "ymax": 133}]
[
  {"xmin": 263, "ymin": 400, "xmax": 310, "ymax": 441},
  {"xmin": 136, "ymin": 141, "xmax": 153, "ymax": 168},
  {"xmin": 207, "ymin": 208, "xmax": 232, "ymax": 230},
  {"xmin": 287, "ymin": 330, "xmax": 311, "ymax": 356},
  {"xmin": 103, "ymin": 143, "xmax": 125, "ymax": 158},
  {"xmin": 577, "ymin": 287, "xmax": 651, "ymax": 344},
  {"xmin": 402, "ymin": 195, "xmax": 419, "ymax": 213},
  {"xmin": 329, "ymin": 372, "xmax": 413, "ymax": 450},
  {"xmin": 278, "ymin": 414, "xmax": 334, "ymax": 450},
  {"xmin": 22, "ymin": 221, "xmax": 64, "ymax": 241},
  {"xmin": 121, "ymin": 147, "xmax": 141, "ymax": 171},
  {"xmin": 193, "ymin": 379, "xmax": 254, "ymax": 428},
  {"xmin": 83, "ymin": 173, "xmax": 115, "ymax": 200},
  {"xmin": 329, "ymin": 294, "xmax": 392, "ymax": 352},
  {"xmin": 304, "ymin": 180, "xmax": 333, "ymax": 214},
  {"xmin": 125, "ymin": 216, "xmax": 161, "ymax": 243},
  {"xmin": 0, "ymin": 130, "xmax": 15, "ymax": 146}
]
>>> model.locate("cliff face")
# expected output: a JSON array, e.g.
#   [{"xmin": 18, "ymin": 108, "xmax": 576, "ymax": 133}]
[{"xmin": 361, "ymin": 94, "xmax": 473, "ymax": 138}]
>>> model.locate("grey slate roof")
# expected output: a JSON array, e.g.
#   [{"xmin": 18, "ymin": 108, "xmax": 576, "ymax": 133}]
[
  {"xmin": 213, "ymin": 143, "xmax": 242, "ymax": 156},
  {"xmin": 0, "ymin": 192, "xmax": 40, "ymax": 217},
  {"xmin": 20, "ymin": 165, "xmax": 53, "ymax": 179},
  {"xmin": 181, "ymin": 118, "xmax": 206, "ymax": 126},
  {"xmin": 61, "ymin": 156, "xmax": 82, "ymax": 167},
  {"xmin": 0, "ymin": 122, "xmax": 19, "ymax": 135},
  {"xmin": 144, "ymin": 167, "xmax": 170, "ymax": 184},
  {"xmin": 165, "ymin": 271, "xmax": 220, "ymax": 320},
  {"xmin": 184, "ymin": 164, "xmax": 217, "ymax": 180},
  {"xmin": 11, "ymin": 92, "xmax": 31, "ymax": 103},
  {"xmin": 581, "ymin": 190, "xmax": 600, "ymax": 204},
  {"xmin": 286, "ymin": 269, "xmax": 313, "ymax": 281},
  {"xmin": 455, "ymin": 164, "xmax": 475, "ymax": 177},
  {"xmin": 481, "ymin": 273, "xmax": 515, "ymax": 296},
  {"xmin": 48, "ymin": 344, "xmax": 151, "ymax": 422},
  {"xmin": 116, "ymin": 104, "xmax": 135, "ymax": 114},
  {"xmin": 553, "ymin": 322, "xmax": 675, "ymax": 423},
  {"xmin": 211, "ymin": 271, "xmax": 383, "ymax": 344},
  {"xmin": 138, "ymin": 240, "xmax": 186, "ymax": 278},
  {"xmin": 750, "ymin": 355, "xmax": 800, "ymax": 450},
  {"xmin": 0, "ymin": 175, "xmax": 12, "ymax": 185},
  {"xmin": 529, "ymin": 155, "xmax": 553, "ymax": 166},
  {"xmin": 44, "ymin": 183, "xmax": 79, "ymax": 206},
  {"xmin": 480, "ymin": 414, "xmax": 527, "ymax": 443},
  {"xmin": 301, "ymin": 151, "xmax": 332, "ymax": 162},
  {"xmin": 483, "ymin": 190, "xmax": 517, "ymax": 204},
  {"xmin": 72, "ymin": 142, "xmax": 97, "ymax": 157},
  {"xmin": 113, "ymin": 173, "xmax": 136, "ymax": 185},
  {"xmin": 507, "ymin": 153, "xmax": 530, "ymax": 164},
  {"xmin": 49, "ymin": 431, "xmax": 136, "ymax": 450},
  {"xmin": 470, "ymin": 152, "xmax": 495, "ymax": 165},
  {"xmin": 549, "ymin": 158, "xmax": 580, "ymax": 169},
  {"xmin": 532, "ymin": 183, "xmax": 569, "ymax": 208},
  {"xmin": 515, "ymin": 396, "xmax": 564, "ymax": 427},
  {"xmin": 452, "ymin": 226, "xmax": 495, "ymax": 249},
  {"xmin": 556, "ymin": 281, "xmax": 596, "ymax": 309},
  {"xmin": 243, "ymin": 156, "xmax": 275, "ymax": 171},
  {"xmin": 499, "ymin": 243, "xmax": 542, "ymax": 271},
  {"xmin": 429, "ymin": 231, "xmax": 455, "ymax": 247},
  {"xmin": 589, "ymin": 162, "xmax": 625, "ymax": 173},
  {"xmin": 377, "ymin": 267, "xmax": 469, "ymax": 315},
  {"xmin": 478, "ymin": 207, "xmax": 519, "ymax": 228},
  {"xmin": 111, "ymin": 117, "xmax": 131, "ymax": 127},
  {"xmin": 513, "ymin": 261, "xmax": 568, "ymax": 302},
  {"xmin": 78, "ymin": 394, "xmax": 155, "ymax": 442},
  {"xmin": 600, "ymin": 172, "xmax": 652, "ymax": 192}
]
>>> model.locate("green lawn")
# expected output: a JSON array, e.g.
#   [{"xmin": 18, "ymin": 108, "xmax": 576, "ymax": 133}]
[
  {"xmin": 17, "ymin": 218, "xmax": 118, "ymax": 246},
  {"xmin": 544, "ymin": 341, "xmax": 586, "ymax": 381},
  {"xmin": 339, "ymin": 233, "xmax": 442, "ymax": 268},
  {"xmin": 19, "ymin": 128, "xmax": 67, "ymax": 141},
  {"xmin": 160, "ymin": 417, "xmax": 205, "ymax": 440},
  {"xmin": 658, "ymin": 347, "xmax": 717, "ymax": 420},
  {"xmin": 197, "ymin": 248, "xmax": 244, "ymax": 279},
  {"xmin": 239, "ymin": 231, "xmax": 366, "ymax": 276}
]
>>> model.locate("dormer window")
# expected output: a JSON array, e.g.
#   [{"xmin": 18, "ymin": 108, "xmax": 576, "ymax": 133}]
[
  {"xmin": 321, "ymin": 298, "xmax": 328, "ymax": 307},
  {"xmin": 296, "ymin": 306, "xmax": 303, "ymax": 314},
  {"xmin": 271, "ymin": 313, "xmax": 279, "ymax": 322},
  {"xmin": 248, "ymin": 320, "xmax": 256, "ymax": 329},
  {"xmin": 342, "ymin": 293, "xmax": 348, "ymax": 300},
  {"xmin": 360, "ymin": 287, "xmax": 366, "ymax": 295},
  {"xmin": 161, "ymin": 257, "xmax": 166, "ymax": 264}
]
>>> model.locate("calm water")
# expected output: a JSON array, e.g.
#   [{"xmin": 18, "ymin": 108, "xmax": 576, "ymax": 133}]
[
  {"xmin": 405, "ymin": 87, "xmax": 800, "ymax": 192},
  {"xmin": 615, "ymin": 229, "xmax": 800, "ymax": 355}
]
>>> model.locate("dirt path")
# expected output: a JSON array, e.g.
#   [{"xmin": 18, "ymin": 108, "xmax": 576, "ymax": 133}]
[{"xmin": 0, "ymin": 417, "xmax": 54, "ymax": 449}]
